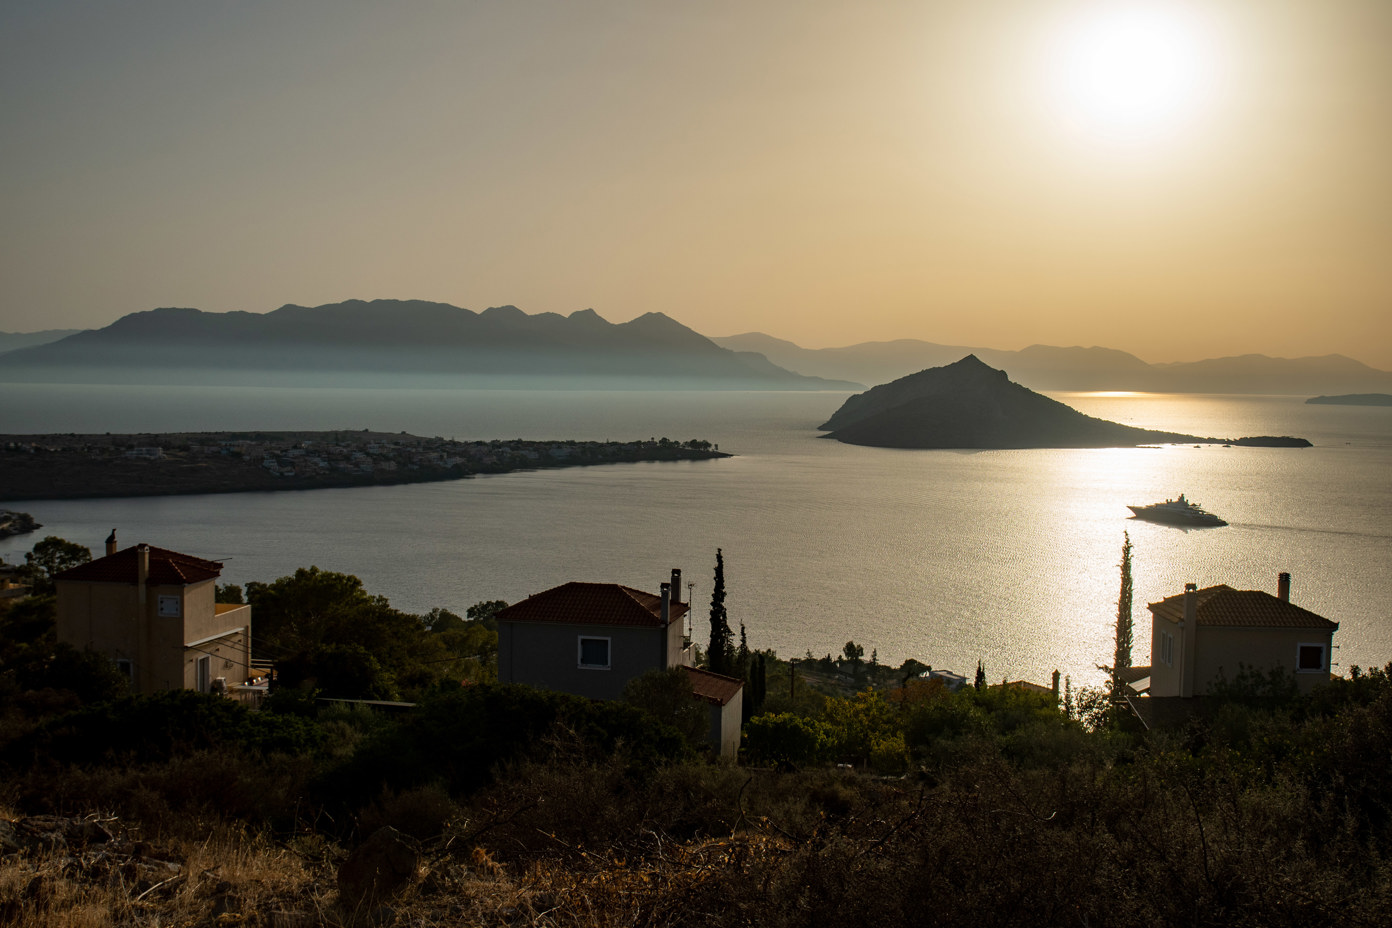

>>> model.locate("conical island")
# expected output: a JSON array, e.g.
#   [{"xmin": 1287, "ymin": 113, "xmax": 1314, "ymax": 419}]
[{"xmin": 819, "ymin": 355, "xmax": 1309, "ymax": 449}]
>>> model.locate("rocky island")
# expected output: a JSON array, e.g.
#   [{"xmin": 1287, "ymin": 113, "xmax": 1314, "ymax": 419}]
[
  {"xmin": 0, "ymin": 431, "xmax": 729, "ymax": 502},
  {"xmin": 1306, "ymin": 393, "xmax": 1392, "ymax": 406},
  {"xmin": 819, "ymin": 356, "xmax": 1311, "ymax": 449}
]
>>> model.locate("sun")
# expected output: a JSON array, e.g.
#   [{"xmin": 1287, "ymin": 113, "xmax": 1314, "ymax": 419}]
[{"xmin": 1042, "ymin": 2, "xmax": 1218, "ymax": 145}]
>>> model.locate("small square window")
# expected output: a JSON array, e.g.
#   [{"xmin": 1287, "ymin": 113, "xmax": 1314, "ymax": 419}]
[
  {"xmin": 1297, "ymin": 644, "xmax": 1326, "ymax": 672},
  {"xmin": 158, "ymin": 595, "xmax": 181, "ymax": 617},
  {"xmin": 578, "ymin": 636, "xmax": 610, "ymax": 670}
]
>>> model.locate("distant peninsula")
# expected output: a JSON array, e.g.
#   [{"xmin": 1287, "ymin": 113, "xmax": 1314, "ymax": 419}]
[
  {"xmin": 0, "ymin": 300, "xmax": 859, "ymax": 391},
  {"xmin": 0, "ymin": 509, "xmax": 41, "ymax": 539},
  {"xmin": 819, "ymin": 356, "xmax": 1312, "ymax": 449},
  {"xmin": 1306, "ymin": 393, "xmax": 1392, "ymax": 406},
  {"xmin": 0, "ymin": 432, "xmax": 730, "ymax": 503}
]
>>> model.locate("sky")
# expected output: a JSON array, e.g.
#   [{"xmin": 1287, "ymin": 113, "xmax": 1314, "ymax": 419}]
[{"xmin": 2, "ymin": 0, "xmax": 1389, "ymax": 367}]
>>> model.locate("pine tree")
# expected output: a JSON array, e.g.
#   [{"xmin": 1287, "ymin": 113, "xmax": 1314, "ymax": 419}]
[
  {"xmin": 974, "ymin": 660, "xmax": 986, "ymax": 690},
  {"xmin": 1113, "ymin": 531, "xmax": 1134, "ymax": 701},
  {"xmin": 708, "ymin": 548, "xmax": 733, "ymax": 675}
]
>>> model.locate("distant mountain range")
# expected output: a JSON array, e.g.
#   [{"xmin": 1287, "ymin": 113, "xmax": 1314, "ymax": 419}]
[
  {"xmin": 714, "ymin": 333, "xmax": 1392, "ymax": 396},
  {"xmin": 6, "ymin": 306, "xmax": 1389, "ymax": 395},
  {"xmin": 819, "ymin": 355, "xmax": 1311, "ymax": 449},
  {"xmin": 0, "ymin": 301, "xmax": 855, "ymax": 391},
  {"xmin": 0, "ymin": 329, "xmax": 83, "ymax": 354}
]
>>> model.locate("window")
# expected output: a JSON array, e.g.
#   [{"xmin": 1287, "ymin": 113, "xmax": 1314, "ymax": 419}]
[
  {"xmin": 1160, "ymin": 631, "xmax": 1174, "ymax": 666},
  {"xmin": 1297, "ymin": 643, "xmax": 1327, "ymax": 673},
  {"xmin": 158, "ymin": 595, "xmax": 181, "ymax": 617},
  {"xmin": 578, "ymin": 636, "xmax": 611, "ymax": 670},
  {"xmin": 115, "ymin": 659, "xmax": 134, "ymax": 684},
  {"xmin": 196, "ymin": 655, "xmax": 211, "ymax": 692}
]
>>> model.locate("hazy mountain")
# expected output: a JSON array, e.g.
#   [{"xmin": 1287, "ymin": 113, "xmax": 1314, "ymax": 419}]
[
  {"xmin": 0, "ymin": 301, "xmax": 858, "ymax": 390},
  {"xmin": 0, "ymin": 329, "xmax": 83, "ymax": 355},
  {"xmin": 714, "ymin": 333, "xmax": 1392, "ymax": 395},
  {"xmin": 1149, "ymin": 354, "xmax": 1392, "ymax": 395},
  {"xmin": 818, "ymin": 355, "xmax": 1206, "ymax": 449}
]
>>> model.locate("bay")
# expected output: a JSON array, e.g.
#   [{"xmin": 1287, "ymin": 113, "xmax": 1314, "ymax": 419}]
[{"xmin": 2, "ymin": 382, "xmax": 1389, "ymax": 689}]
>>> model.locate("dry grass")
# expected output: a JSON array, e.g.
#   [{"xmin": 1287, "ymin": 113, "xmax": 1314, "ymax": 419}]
[
  {"xmin": 0, "ymin": 798, "xmax": 797, "ymax": 928},
  {"xmin": 0, "ymin": 815, "xmax": 330, "ymax": 927}
]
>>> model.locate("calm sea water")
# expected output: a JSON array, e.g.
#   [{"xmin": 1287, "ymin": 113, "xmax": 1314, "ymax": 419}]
[{"xmin": 2, "ymin": 382, "xmax": 1389, "ymax": 688}]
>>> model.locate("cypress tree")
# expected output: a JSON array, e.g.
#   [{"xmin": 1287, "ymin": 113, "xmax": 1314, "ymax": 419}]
[
  {"xmin": 708, "ymin": 548, "xmax": 733, "ymax": 675},
  {"xmin": 1113, "ymin": 531, "xmax": 1135, "ymax": 701}
]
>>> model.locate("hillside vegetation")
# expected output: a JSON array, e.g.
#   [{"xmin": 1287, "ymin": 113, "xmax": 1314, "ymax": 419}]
[{"xmin": 3, "ymin": 572, "xmax": 1391, "ymax": 926}]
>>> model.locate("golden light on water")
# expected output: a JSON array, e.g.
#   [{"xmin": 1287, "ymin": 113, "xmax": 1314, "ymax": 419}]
[{"xmin": 1076, "ymin": 391, "xmax": 1151, "ymax": 399}]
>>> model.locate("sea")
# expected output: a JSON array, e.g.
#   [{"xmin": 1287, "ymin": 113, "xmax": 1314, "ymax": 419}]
[{"xmin": 2, "ymin": 382, "xmax": 1389, "ymax": 689}]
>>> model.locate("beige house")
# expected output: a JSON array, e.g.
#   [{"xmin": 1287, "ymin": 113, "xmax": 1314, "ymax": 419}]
[
  {"xmin": 684, "ymin": 665, "xmax": 745, "ymax": 758},
  {"xmin": 1146, "ymin": 572, "xmax": 1338, "ymax": 698},
  {"xmin": 54, "ymin": 536, "xmax": 252, "ymax": 697},
  {"xmin": 496, "ymin": 570, "xmax": 744, "ymax": 757}
]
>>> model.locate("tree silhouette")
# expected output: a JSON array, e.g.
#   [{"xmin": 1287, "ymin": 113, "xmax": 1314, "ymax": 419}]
[
  {"xmin": 1112, "ymin": 531, "xmax": 1135, "ymax": 702},
  {"xmin": 707, "ymin": 548, "xmax": 733, "ymax": 675},
  {"xmin": 22, "ymin": 535, "xmax": 92, "ymax": 595}
]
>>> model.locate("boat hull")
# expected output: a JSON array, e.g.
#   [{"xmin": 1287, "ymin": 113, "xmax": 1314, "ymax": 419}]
[{"xmin": 1128, "ymin": 505, "xmax": 1227, "ymax": 527}]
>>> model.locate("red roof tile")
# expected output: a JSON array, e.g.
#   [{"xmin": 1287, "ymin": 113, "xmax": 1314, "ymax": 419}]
[
  {"xmin": 55, "ymin": 545, "xmax": 223, "ymax": 586},
  {"xmin": 496, "ymin": 581, "xmax": 688, "ymax": 628},
  {"xmin": 1148, "ymin": 585, "xmax": 1337, "ymax": 630},
  {"xmin": 682, "ymin": 666, "xmax": 744, "ymax": 707}
]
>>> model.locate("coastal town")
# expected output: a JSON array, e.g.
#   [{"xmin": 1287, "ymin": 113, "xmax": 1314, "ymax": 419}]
[{"xmin": 0, "ymin": 431, "xmax": 725, "ymax": 501}]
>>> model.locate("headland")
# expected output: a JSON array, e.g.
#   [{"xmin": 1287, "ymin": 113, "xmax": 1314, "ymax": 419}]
[{"xmin": 0, "ymin": 431, "xmax": 729, "ymax": 502}]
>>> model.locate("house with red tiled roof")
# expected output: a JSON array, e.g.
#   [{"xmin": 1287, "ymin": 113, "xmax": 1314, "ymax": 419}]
[
  {"xmin": 54, "ymin": 532, "xmax": 252, "ymax": 697},
  {"xmin": 682, "ymin": 665, "xmax": 745, "ymax": 758},
  {"xmin": 496, "ymin": 570, "xmax": 744, "ymax": 757},
  {"xmin": 1143, "ymin": 572, "xmax": 1338, "ymax": 699}
]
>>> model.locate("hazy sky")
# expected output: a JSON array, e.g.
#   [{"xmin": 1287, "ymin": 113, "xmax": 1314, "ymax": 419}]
[{"xmin": 3, "ymin": 1, "xmax": 1389, "ymax": 366}]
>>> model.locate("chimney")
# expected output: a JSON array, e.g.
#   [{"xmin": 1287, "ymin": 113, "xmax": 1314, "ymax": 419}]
[
  {"xmin": 1183, "ymin": 582, "xmax": 1197, "ymax": 625},
  {"xmin": 105, "ymin": 529, "xmax": 118, "ymax": 557},
  {"xmin": 1277, "ymin": 572, "xmax": 1291, "ymax": 602},
  {"xmin": 660, "ymin": 582, "xmax": 671, "ymax": 624},
  {"xmin": 137, "ymin": 544, "xmax": 150, "ymax": 605},
  {"xmin": 1052, "ymin": 669, "xmax": 1061, "ymax": 703},
  {"xmin": 670, "ymin": 569, "xmax": 682, "ymax": 603}
]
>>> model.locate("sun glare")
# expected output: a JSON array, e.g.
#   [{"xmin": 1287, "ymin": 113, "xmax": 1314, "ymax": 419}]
[{"xmin": 1043, "ymin": 2, "xmax": 1218, "ymax": 146}]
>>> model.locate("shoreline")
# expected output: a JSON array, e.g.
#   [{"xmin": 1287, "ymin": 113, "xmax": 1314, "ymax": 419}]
[{"xmin": 0, "ymin": 430, "xmax": 730, "ymax": 504}]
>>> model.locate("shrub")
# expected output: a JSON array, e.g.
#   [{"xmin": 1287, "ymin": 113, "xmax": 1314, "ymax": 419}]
[
  {"xmin": 4, "ymin": 690, "xmax": 324, "ymax": 769},
  {"xmin": 743, "ymin": 713, "xmax": 829, "ymax": 766}
]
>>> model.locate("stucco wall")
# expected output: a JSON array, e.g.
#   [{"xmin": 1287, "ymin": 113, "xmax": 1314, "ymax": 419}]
[
  {"xmin": 499, "ymin": 621, "xmax": 667, "ymax": 700},
  {"xmin": 178, "ymin": 580, "xmax": 221, "ymax": 641},
  {"xmin": 1190, "ymin": 625, "xmax": 1334, "ymax": 695},
  {"xmin": 55, "ymin": 578, "xmax": 184, "ymax": 692},
  {"xmin": 56, "ymin": 577, "xmax": 249, "ymax": 695},
  {"xmin": 664, "ymin": 615, "xmax": 688, "ymax": 668},
  {"xmin": 708, "ymin": 692, "xmax": 743, "ymax": 759},
  {"xmin": 1149, "ymin": 617, "xmax": 1182, "ymax": 697}
]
